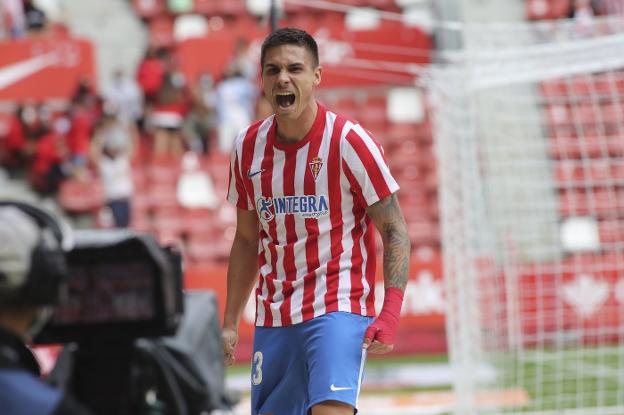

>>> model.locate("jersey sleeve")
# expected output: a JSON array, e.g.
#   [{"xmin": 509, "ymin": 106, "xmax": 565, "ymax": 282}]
[
  {"xmin": 226, "ymin": 128, "xmax": 254, "ymax": 210},
  {"xmin": 342, "ymin": 124, "xmax": 400, "ymax": 207}
]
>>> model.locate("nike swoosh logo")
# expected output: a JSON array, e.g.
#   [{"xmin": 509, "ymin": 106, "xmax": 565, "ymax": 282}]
[
  {"xmin": 330, "ymin": 384, "xmax": 353, "ymax": 392},
  {"xmin": 0, "ymin": 52, "xmax": 59, "ymax": 90},
  {"xmin": 247, "ymin": 169, "xmax": 265, "ymax": 178}
]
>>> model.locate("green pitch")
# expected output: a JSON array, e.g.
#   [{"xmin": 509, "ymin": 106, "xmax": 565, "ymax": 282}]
[{"xmin": 495, "ymin": 345, "xmax": 624, "ymax": 413}]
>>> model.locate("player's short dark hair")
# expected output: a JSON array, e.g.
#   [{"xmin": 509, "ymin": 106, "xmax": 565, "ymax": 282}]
[{"xmin": 260, "ymin": 28, "xmax": 319, "ymax": 68}]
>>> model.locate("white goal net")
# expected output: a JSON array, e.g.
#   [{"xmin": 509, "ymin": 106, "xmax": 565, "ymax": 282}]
[{"xmin": 429, "ymin": 16, "xmax": 624, "ymax": 415}]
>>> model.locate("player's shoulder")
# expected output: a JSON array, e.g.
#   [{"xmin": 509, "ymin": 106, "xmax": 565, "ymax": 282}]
[
  {"xmin": 325, "ymin": 107, "xmax": 361, "ymax": 136},
  {"xmin": 236, "ymin": 115, "xmax": 274, "ymax": 148},
  {"xmin": 329, "ymin": 109, "xmax": 377, "ymax": 145}
]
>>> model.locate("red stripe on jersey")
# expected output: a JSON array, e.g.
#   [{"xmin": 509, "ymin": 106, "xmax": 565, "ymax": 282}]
[
  {"xmin": 301, "ymin": 130, "xmax": 324, "ymax": 321},
  {"xmin": 342, "ymin": 161, "xmax": 367, "ymax": 313},
  {"xmin": 230, "ymin": 153, "xmax": 251, "ymax": 209},
  {"xmin": 260, "ymin": 122, "xmax": 278, "ymax": 326},
  {"xmin": 257, "ymin": 235, "xmax": 268, "ymax": 322},
  {"xmin": 324, "ymin": 115, "xmax": 348, "ymax": 313},
  {"xmin": 278, "ymin": 149, "xmax": 299, "ymax": 326},
  {"xmin": 240, "ymin": 121, "xmax": 264, "ymax": 207},
  {"xmin": 345, "ymin": 130, "xmax": 392, "ymax": 202}
]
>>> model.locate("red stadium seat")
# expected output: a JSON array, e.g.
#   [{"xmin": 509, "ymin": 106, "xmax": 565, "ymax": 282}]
[
  {"xmin": 131, "ymin": 191, "xmax": 152, "ymax": 213},
  {"xmin": 147, "ymin": 184, "xmax": 180, "ymax": 210},
  {"xmin": 571, "ymin": 76, "xmax": 592, "ymax": 96},
  {"xmin": 218, "ymin": 0, "xmax": 246, "ymax": 16},
  {"xmin": 527, "ymin": 0, "xmax": 571, "ymax": 20},
  {"xmin": 132, "ymin": 167, "xmax": 148, "ymax": 191},
  {"xmin": 325, "ymin": 0, "xmax": 364, "ymax": 5},
  {"xmin": 607, "ymin": 134, "xmax": 624, "ymax": 157},
  {"xmin": 148, "ymin": 15, "xmax": 175, "ymax": 48},
  {"xmin": 130, "ymin": 209, "xmax": 153, "ymax": 234},
  {"xmin": 407, "ymin": 219, "xmax": 440, "ymax": 247},
  {"xmin": 540, "ymin": 79, "xmax": 568, "ymax": 98},
  {"xmin": 146, "ymin": 163, "xmax": 180, "ymax": 186},
  {"xmin": 133, "ymin": 0, "xmax": 167, "ymax": 19},
  {"xmin": 599, "ymin": 219, "xmax": 624, "ymax": 245},
  {"xmin": 558, "ymin": 189, "xmax": 589, "ymax": 217},
  {"xmin": 58, "ymin": 178, "xmax": 105, "ymax": 214},
  {"xmin": 193, "ymin": 0, "xmax": 218, "ymax": 15},
  {"xmin": 186, "ymin": 230, "xmax": 232, "ymax": 264},
  {"xmin": 548, "ymin": 136, "xmax": 583, "ymax": 160},
  {"xmin": 425, "ymin": 170, "xmax": 438, "ymax": 192},
  {"xmin": 593, "ymin": 188, "xmax": 622, "ymax": 217},
  {"xmin": 182, "ymin": 208, "xmax": 219, "ymax": 236},
  {"xmin": 359, "ymin": 105, "xmax": 388, "ymax": 130},
  {"xmin": 611, "ymin": 160, "xmax": 624, "ymax": 180},
  {"xmin": 152, "ymin": 209, "xmax": 187, "ymax": 237},
  {"xmin": 334, "ymin": 97, "xmax": 359, "ymax": 120},
  {"xmin": 554, "ymin": 160, "xmax": 584, "ymax": 185},
  {"xmin": 589, "ymin": 160, "xmax": 611, "ymax": 182},
  {"xmin": 545, "ymin": 104, "xmax": 572, "ymax": 127}
]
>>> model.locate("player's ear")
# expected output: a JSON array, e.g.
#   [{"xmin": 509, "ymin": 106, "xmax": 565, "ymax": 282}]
[{"xmin": 313, "ymin": 65, "xmax": 322, "ymax": 87}]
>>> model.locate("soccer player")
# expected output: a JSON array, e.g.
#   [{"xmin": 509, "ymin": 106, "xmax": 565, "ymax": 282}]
[{"xmin": 223, "ymin": 28, "xmax": 410, "ymax": 415}]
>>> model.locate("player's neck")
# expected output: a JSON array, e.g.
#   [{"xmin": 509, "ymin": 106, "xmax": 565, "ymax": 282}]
[{"xmin": 275, "ymin": 100, "xmax": 318, "ymax": 144}]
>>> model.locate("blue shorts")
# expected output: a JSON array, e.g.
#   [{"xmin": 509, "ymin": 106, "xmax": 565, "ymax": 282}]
[{"xmin": 251, "ymin": 312, "xmax": 374, "ymax": 415}]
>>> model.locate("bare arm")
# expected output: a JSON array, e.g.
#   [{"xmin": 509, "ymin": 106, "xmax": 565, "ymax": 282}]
[
  {"xmin": 224, "ymin": 208, "xmax": 260, "ymax": 329},
  {"xmin": 222, "ymin": 208, "xmax": 259, "ymax": 364},
  {"xmin": 366, "ymin": 193, "xmax": 410, "ymax": 292},
  {"xmin": 363, "ymin": 193, "xmax": 410, "ymax": 353}
]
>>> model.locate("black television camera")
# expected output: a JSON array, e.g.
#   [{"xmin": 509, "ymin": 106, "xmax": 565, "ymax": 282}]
[
  {"xmin": 34, "ymin": 230, "xmax": 229, "ymax": 415},
  {"xmin": 35, "ymin": 229, "xmax": 184, "ymax": 344}
]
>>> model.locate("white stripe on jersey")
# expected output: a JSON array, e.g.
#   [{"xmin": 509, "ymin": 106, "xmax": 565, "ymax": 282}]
[
  {"xmin": 336, "ymin": 121, "xmax": 357, "ymax": 313},
  {"xmin": 336, "ymin": 173, "xmax": 355, "ymax": 313},
  {"xmin": 269, "ymin": 148, "xmax": 287, "ymax": 327},
  {"xmin": 251, "ymin": 118, "xmax": 273, "ymax": 326},
  {"xmin": 290, "ymin": 142, "xmax": 312, "ymax": 324},
  {"xmin": 311, "ymin": 111, "xmax": 336, "ymax": 318}
]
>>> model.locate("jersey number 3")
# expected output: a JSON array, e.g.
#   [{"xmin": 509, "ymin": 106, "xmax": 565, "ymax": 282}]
[{"xmin": 252, "ymin": 351, "xmax": 263, "ymax": 385}]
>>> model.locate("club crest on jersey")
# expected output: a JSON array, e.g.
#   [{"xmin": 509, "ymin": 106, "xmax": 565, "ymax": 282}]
[
  {"xmin": 255, "ymin": 195, "xmax": 329, "ymax": 222},
  {"xmin": 309, "ymin": 157, "xmax": 323, "ymax": 181},
  {"xmin": 256, "ymin": 197, "xmax": 274, "ymax": 221}
]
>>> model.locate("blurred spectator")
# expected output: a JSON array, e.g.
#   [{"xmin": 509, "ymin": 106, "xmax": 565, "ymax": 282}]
[
  {"xmin": 150, "ymin": 58, "xmax": 188, "ymax": 156},
  {"xmin": 227, "ymin": 38, "xmax": 257, "ymax": 81},
  {"xmin": 183, "ymin": 73, "xmax": 216, "ymax": 154},
  {"xmin": 596, "ymin": 0, "xmax": 623, "ymax": 15},
  {"xmin": 29, "ymin": 103, "xmax": 69, "ymax": 195},
  {"xmin": 66, "ymin": 97, "xmax": 95, "ymax": 180},
  {"xmin": 32, "ymin": 0, "xmax": 63, "ymax": 24},
  {"xmin": 136, "ymin": 47, "xmax": 166, "ymax": 105},
  {"xmin": 0, "ymin": 0, "xmax": 26, "ymax": 39},
  {"xmin": 90, "ymin": 106, "xmax": 137, "ymax": 228},
  {"xmin": 215, "ymin": 67, "xmax": 257, "ymax": 154},
  {"xmin": 71, "ymin": 76, "xmax": 99, "ymax": 111},
  {"xmin": 571, "ymin": 0, "xmax": 597, "ymax": 36},
  {"xmin": 103, "ymin": 69, "xmax": 143, "ymax": 126},
  {"xmin": 23, "ymin": 0, "xmax": 47, "ymax": 33},
  {"xmin": 2, "ymin": 103, "xmax": 39, "ymax": 174}
]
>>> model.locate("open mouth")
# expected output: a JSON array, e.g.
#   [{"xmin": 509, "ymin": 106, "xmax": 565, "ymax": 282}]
[{"xmin": 275, "ymin": 92, "xmax": 296, "ymax": 109}]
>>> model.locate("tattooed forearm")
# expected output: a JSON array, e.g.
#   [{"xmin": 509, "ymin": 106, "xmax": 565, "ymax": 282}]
[{"xmin": 367, "ymin": 194, "xmax": 411, "ymax": 291}]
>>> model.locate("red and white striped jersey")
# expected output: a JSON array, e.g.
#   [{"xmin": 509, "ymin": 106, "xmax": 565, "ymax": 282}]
[{"xmin": 227, "ymin": 103, "xmax": 399, "ymax": 327}]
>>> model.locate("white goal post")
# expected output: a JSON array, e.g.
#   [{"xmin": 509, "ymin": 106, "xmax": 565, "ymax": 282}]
[{"xmin": 428, "ymin": 16, "xmax": 624, "ymax": 415}]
